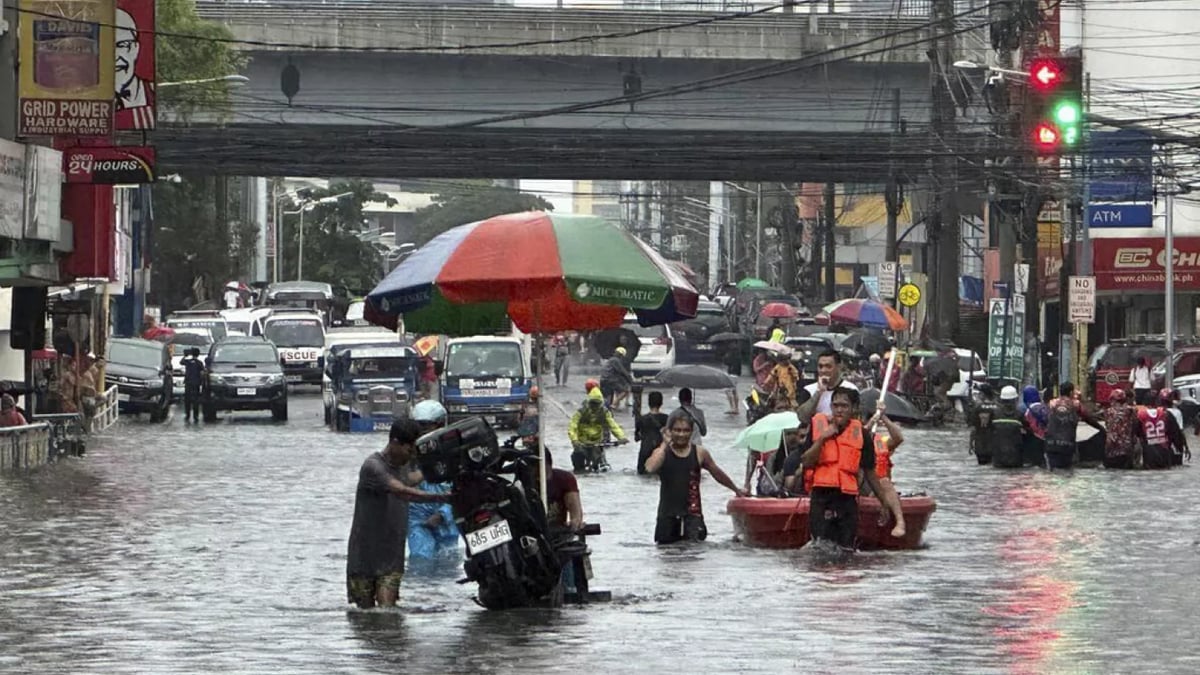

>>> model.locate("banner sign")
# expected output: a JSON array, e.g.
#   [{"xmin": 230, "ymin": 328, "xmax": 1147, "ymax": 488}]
[
  {"xmin": 18, "ymin": 0, "xmax": 116, "ymax": 137},
  {"xmin": 114, "ymin": 0, "xmax": 155, "ymax": 130},
  {"xmin": 1089, "ymin": 130, "xmax": 1154, "ymax": 203},
  {"xmin": 0, "ymin": 140, "xmax": 26, "ymax": 239},
  {"xmin": 63, "ymin": 146, "xmax": 155, "ymax": 184},
  {"xmin": 24, "ymin": 145, "xmax": 63, "ymax": 241},
  {"xmin": 987, "ymin": 298, "xmax": 1024, "ymax": 381},
  {"xmin": 1092, "ymin": 236, "xmax": 1200, "ymax": 291},
  {"xmin": 1085, "ymin": 203, "xmax": 1153, "ymax": 229}
]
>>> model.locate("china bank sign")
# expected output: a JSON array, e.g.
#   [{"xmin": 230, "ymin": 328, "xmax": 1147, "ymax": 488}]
[{"xmin": 1094, "ymin": 237, "xmax": 1200, "ymax": 291}]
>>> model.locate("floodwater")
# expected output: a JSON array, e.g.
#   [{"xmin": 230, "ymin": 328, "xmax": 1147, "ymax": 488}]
[{"xmin": 2, "ymin": 380, "xmax": 1198, "ymax": 674}]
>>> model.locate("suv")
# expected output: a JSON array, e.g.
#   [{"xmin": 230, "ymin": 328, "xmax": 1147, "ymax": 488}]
[
  {"xmin": 1152, "ymin": 346, "xmax": 1200, "ymax": 397},
  {"xmin": 621, "ymin": 313, "xmax": 675, "ymax": 378},
  {"xmin": 202, "ymin": 337, "xmax": 288, "ymax": 422},
  {"xmin": 105, "ymin": 337, "xmax": 173, "ymax": 422},
  {"xmin": 1087, "ymin": 339, "xmax": 1170, "ymax": 403},
  {"xmin": 672, "ymin": 299, "xmax": 732, "ymax": 363}
]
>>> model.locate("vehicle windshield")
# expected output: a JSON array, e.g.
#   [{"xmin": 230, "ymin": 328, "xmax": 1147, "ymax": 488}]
[
  {"xmin": 621, "ymin": 321, "xmax": 667, "ymax": 339},
  {"xmin": 1092, "ymin": 345, "xmax": 1169, "ymax": 370},
  {"xmin": 348, "ymin": 357, "xmax": 414, "ymax": 377},
  {"xmin": 108, "ymin": 342, "xmax": 161, "ymax": 368},
  {"xmin": 958, "ymin": 353, "xmax": 983, "ymax": 372},
  {"xmin": 269, "ymin": 293, "xmax": 329, "ymax": 311},
  {"xmin": 170, "ymin": 319, "xmax": 227, "ymax": 340},
  {"xmin": 265, "ymin": 319, "xmax": 325, "ymax": 347},
  {"xmin": 213, "ymin": 343, "xmax": 278, "ymax": 363},
  {"xmin": 445, "ymin": 342, "xmax": 524, "ymax": 378},
  {"xmin": 168, "ymin": 332, "xmax": 213, "ymax": 348},
  {"xmin": 225, "ymin": 321, "xmax": 251, "ymax": 335}
]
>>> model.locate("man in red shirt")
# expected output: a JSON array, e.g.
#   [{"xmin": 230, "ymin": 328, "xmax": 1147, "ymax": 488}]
[
  {"xmin": 519, "ymin": 417, "xmax": 583, "ymax": 531},
  {"xmin": 0, "ymin": 394, "xmax": 26, "ymax": 427}
]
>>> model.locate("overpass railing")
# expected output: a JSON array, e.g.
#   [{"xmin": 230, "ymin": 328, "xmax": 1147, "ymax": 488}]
[
  {"xmin": 91, "ymin": 385, "xmax": 120, "ymax": 434},
  {"xmin": 197, "ymin": 0, "xmax": 979, "ymax": 15}
]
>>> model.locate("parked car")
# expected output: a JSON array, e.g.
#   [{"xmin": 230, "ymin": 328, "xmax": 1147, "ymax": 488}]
[
  {"xmin": 621, "ymin": 313, "xmax": 676, "ymax": 377},
  {"xmin": 321, "ymin": 326, "xmax": 404, "ymax": 424},
  {"xmin": 166, "ymin": 310, "xmax": 229, "ymax": 341},
  {"xmin": 1151, "ymin": 345, "xmax": 1200, "ymax": 394},
  {"xmin": 202, "ymin": 337, "xmax": 288, "ymax": 422},
  {"xmin": 672, "ymin": 299, "xmax": 733, "ymax": 363},
  {"xmin": 105, "ymin": 337, "xmax": 172, "ymax": 422},
  {"xmin": 947, "ymin": 348, "xmax": 987, "ymax": 400},
  {"xmin": 1087, "ymin": 339, "xmax": 1169, "ymax": 403},
  {"xmin": 263, "ymin": 309, "xmax": 327, "ymax": 385},
  {"xmin": 219, "ymin": 306, "xmax": 273, "ymax": 338}
]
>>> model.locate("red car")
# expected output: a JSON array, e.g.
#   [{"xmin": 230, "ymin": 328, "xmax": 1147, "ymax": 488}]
[{"xmin": 1086, "ymin": 340, "xmax": 1169, "ymax": 404}]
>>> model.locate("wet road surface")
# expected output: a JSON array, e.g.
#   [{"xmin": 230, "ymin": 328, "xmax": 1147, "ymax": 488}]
[{"xmin": 2, "ymin": 380, "xmax": 1199, "ymax": 673}]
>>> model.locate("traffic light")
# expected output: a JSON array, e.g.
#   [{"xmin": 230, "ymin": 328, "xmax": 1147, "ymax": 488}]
[{"xmin": 1025, "ymin": 56, "xmax": 1083, "ymax": 153}]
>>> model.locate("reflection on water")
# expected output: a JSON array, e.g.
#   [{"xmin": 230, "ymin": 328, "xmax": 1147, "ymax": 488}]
[{"xmin": 2, "ymin": 387, "xmax": 1199, "ymax": 673}]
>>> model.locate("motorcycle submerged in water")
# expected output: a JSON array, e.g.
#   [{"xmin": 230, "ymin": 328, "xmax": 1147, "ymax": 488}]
[{"xmin": 415, "ymin": 417, "xmax": 607, "ymax": 610}]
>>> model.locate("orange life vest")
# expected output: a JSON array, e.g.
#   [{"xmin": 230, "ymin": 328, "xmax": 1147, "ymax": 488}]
[
  {"xmin": 809, "ymin": 414, "xmax": 863, "ymax": 495},
  {"xmin": 873, "ymin": 434, "xmax": 893, "ymax": 481}
]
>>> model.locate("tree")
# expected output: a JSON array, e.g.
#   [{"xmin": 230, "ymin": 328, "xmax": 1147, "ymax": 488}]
[
  {"xmin": 156, "ymin": 0, "xmax": 247, "ymax": 119},
  {"xmin": 412, "ymin": 182, "xmax": 554, "ymax": 246},
  {"xmin": 276, "ymin": 180, "xmax": 396, "ymax": 295}
]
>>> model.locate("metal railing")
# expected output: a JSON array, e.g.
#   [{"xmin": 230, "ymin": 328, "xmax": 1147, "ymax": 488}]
[
  {"xmin": 0, "ymin": 423, "xmax": 51, "ymax": 472},
  {"xmin": 37, "ymin": 413, "xmax": 88, "ymax": 462},
  {"xmin": 92, "ymin": 385, "xmax": 120, "ymax": 434}
]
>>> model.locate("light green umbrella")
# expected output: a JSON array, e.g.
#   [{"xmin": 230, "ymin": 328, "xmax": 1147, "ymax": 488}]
[
  {"xmin": 733, "ymin": 411, "xmax": 802, "ymax": 453},
  {"xmin": 736, "ymin": 277, "xmax": 769, "ymax": 290}
]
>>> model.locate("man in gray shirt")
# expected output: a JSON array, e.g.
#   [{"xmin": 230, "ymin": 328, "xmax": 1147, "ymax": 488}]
[{"xmin": 346, "ymin": 418, "xmax": 449, "ymax": 609}]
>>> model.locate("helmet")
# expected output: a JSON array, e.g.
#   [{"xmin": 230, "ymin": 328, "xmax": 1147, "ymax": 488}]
[
  {"xmin": 585, "ymin": 378, "xmax": 600, "ymax": 393},
  {"xmin": 615, "ymin": 346, "xmax": 627, "ymax": 356},
  {"xmin": 412, "ymin": 400, "xmax": 448, "ymax": 424},
  {"xmin": 1109, "ymin": 389, "xmax": 1127, "ymax": 404},
  {"xmin": 587, "ymin": 387, "xmax": 604, "ymax": 404},
  {"xmin": 1159, "ymin": 388, "xmax": 1174, "ymax": 404},
  {"xmin": 529, "ymin": 385, "xmax": 540, "ymax": 400},
  {"xmin": 999, "ymin": 386, "xmax": 1019, "ymax": 401}
]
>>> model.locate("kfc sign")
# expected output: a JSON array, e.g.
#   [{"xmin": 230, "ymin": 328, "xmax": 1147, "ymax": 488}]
[{"xmin": 1093, "ymin": 237, "xmax": 1200, "ymax": 291}]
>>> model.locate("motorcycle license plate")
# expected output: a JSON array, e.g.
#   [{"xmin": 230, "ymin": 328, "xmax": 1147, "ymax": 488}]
[
  {"xmin": 465, "ymin": 519, "xmax": 513, "ymax": 555},
  {"xmin": 237, "ymin": 387, "xmax": 256, "ymax": 396}
]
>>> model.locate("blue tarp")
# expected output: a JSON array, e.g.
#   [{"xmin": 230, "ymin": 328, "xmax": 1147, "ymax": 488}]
[{"xmin": 960, "ymin": 276, "xmax": 984, "ymax": 305}]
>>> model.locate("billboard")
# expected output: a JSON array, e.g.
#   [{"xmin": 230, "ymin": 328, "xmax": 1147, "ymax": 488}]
[
  {"xmin": 1089, "ymin": 130, "xmax": 1154, "ymax": 203},
  {"xmin": 1093, "ymin": 236, "xmax": 1200, "ymax": 291},
  {"xmin": 0, "ymin": 140, "xmax": 25, "ymax": 239},
  {"xmin": 114, "ymin": 0, "xmax": 155, "ymax": 130},
  {"xmin": 18, "ymin": 0, "xmax": 115, "ymax": 137},
  {"xmin": 24, "ymin": 145, "xmax": 63, "ymax": 242},
  {"xmin": 64, "ymin": 146, "xmax": 156, "ymax": 183}
]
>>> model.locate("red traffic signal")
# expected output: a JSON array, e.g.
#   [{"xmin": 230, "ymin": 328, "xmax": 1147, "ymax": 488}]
[
  {"xmin": 1033, "ymin": 123, "xmax": 1059, "ymax": 148},
  {"xmin": 1029, "ymin": 59, "xmax": 1063, "ymax": 91}
]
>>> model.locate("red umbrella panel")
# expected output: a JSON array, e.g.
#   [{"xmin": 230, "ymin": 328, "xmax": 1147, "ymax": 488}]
[{"xmin": 759, "ymin": 302, "xmax": 799, "ymax": 319}]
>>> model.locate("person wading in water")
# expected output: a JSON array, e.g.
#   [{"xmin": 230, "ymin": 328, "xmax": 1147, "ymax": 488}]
[{"xmin": 645, "ymin": 409, "xmax": 746, "ymax": 544}]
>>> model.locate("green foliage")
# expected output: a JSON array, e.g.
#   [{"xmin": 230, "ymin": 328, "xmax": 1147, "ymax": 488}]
[
  {"xmin": 276, "ymin": 180, "xmax": 395, "ymax": 295},
  {"xmin": 156, "ymin": 0, "xmax": 247, "ymax": 119},
  {"xmin": 412, "ymin": 182, "xmax": 554, "ymax": 245},
  {"xmin": 151, "ymin": 176, "xmax": 237, "ymax": 311}
]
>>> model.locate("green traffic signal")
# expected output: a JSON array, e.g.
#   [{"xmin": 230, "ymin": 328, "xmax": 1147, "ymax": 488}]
[{"xmin": 1053, "ymin": 101, "xmax": 1081, "ymax": 125}]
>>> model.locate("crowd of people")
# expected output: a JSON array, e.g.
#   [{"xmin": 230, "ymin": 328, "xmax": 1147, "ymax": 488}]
[{"xmin": 968, "ymin": 380, "xmax": 1191, "ymax": 470}]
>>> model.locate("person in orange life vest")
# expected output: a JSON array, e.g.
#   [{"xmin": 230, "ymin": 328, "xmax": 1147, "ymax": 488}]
[
  {"xmin": 797, "ymin": 387, "xmax": 905, "ymax": 548},
  {"xmin": 864, "ymin": 400, "xmax": 904, "ymax": 483},
  {"xmin": 1137, "ymin": 392, "xmax": 1184, "ymax": 470}
]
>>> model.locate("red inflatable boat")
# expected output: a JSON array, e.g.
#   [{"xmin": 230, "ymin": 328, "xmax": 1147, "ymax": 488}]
[{"xmin": 726, "ymin": 495, "xmax": 937, "ymax": 550}]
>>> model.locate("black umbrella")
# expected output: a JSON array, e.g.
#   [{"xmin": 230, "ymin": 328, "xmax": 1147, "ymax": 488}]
[
  {"xmin": 709, "ymin": 332, "xmax": 748, "ymax": 344},
  {"xmin": 859, "ymin": 388, "xmax": 924, "ymax": 424},
  {"xmin": 840, "ymin": 329, "xmax": 891, "ymax": 356},
  {"xmin": 592, "ymin": 328, "xmax": 641, "ymax": 361},
  {"xmin": 653, "ymin": 364, "xmax": 736, "ymax": 390}
]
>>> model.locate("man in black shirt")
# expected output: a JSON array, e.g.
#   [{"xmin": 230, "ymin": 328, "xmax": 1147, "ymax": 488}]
[
  {"xmin": 180, "ymin": 347, "xmax": 205, "ymax": 423},
  {"xmin": 635, "ymin": 391, "xmax": 668, "ymax": 474}
]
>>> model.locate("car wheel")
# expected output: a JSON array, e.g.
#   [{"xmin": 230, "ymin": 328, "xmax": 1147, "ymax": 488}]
[
  {"xmin": 272, "ymin": 400, "xmax": 288, "ymax": 422},
  {"xmin": 203, "ymin": 402, "xmax": 218, "ymax": 423}
]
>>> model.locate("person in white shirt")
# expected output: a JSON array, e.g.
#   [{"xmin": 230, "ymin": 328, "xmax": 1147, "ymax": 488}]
[
  {"xmin": 796, "ymin": 349, "xmax": 859, "ymax": 422},
  {"xmin": 223, "ymin": 287, "xmax": 241, "ymax": 309},
  {"xmin": 1129, "ymin": 356, "xmax": 1152, "ymax": 406}
]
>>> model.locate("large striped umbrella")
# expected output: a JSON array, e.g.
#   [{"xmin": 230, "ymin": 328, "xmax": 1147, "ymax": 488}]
[
  {"xmin": 818, "ymin": 298, "xmax": 909, "ymax": 331},
  {"xmin": 365, "ymin": 212, "xmax": 699, "ymax": 335}
]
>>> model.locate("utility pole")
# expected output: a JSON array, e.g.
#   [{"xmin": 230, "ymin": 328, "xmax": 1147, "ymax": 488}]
[
  {"xmin": 930, "ymin": 0, "xmax": 960, "ymax": 340},
  {"xmin": 755, "ymin": 183, "xmax": 764, "ymax": 278},
  {"xmin": 884, "ymin": 88, "xmax": 903, "ymax": 263},
  {"xmin": 1165, "ymin": 150, "xmax": 1176, "ymax": 384},
  {"xmin": 823, "ymin": 181, "xmax": 836, "ymax": 302},
  {"xmin": 810, "ymin": 184, "xmax": 823, "ymax": 298}
]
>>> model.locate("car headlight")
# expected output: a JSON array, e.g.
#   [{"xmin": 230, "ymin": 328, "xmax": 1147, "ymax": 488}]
[
  {"xmin": 209, "ymin": 374, "xmax": 226, "ymax": 385},
  {"xmin": 267, "ymin": 374, "xmax": 285, "ymax": 385},
  {"xmin": 502, "ymin": 403, "xmax": 521, "ymax": 412}
]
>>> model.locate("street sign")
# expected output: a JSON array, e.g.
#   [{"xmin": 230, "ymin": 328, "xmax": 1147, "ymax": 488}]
[
  {"xmin": 878, "ymin": 262, "xmax": 898, "ymax": 298},
  {"xmin": 1068, "ymin": 275, "xmax": 1096, "ymax": 323},
  {"xmin": 1014, "ymin": 263, "xmax": 1030, "ymax": 294},
  {"xmin": 1086, "ymin": 203, "xmax": 1153, "ymax": 229},
  {"xmin": 992, "ymin": 281, "xmax": 1009, "ymax": 296},
  {"xmin": 987, "ymin": 298, "xmax": 1024, "ymax": 380},
  {"xmin": 1012, "ymin": 293, "xmax": 1026, "ymax": 314},
  {"xmin": 897, "ymin": 283, "xmax": 921, "ymax": 307}
]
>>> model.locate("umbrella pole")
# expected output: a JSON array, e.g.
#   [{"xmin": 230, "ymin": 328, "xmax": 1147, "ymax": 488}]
[
  {"xmin": 874, "ymin": 349, "xmax": 898, "ymax": 433},
  {"xmin": 535, "ymin": 331, "xmax": 548, "ymax": 513}
]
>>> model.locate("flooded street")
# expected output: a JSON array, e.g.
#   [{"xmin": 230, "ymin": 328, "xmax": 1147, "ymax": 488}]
[{"xmin": 2, "ymin": 382, "xmax": 1199, "ymax": 673}]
